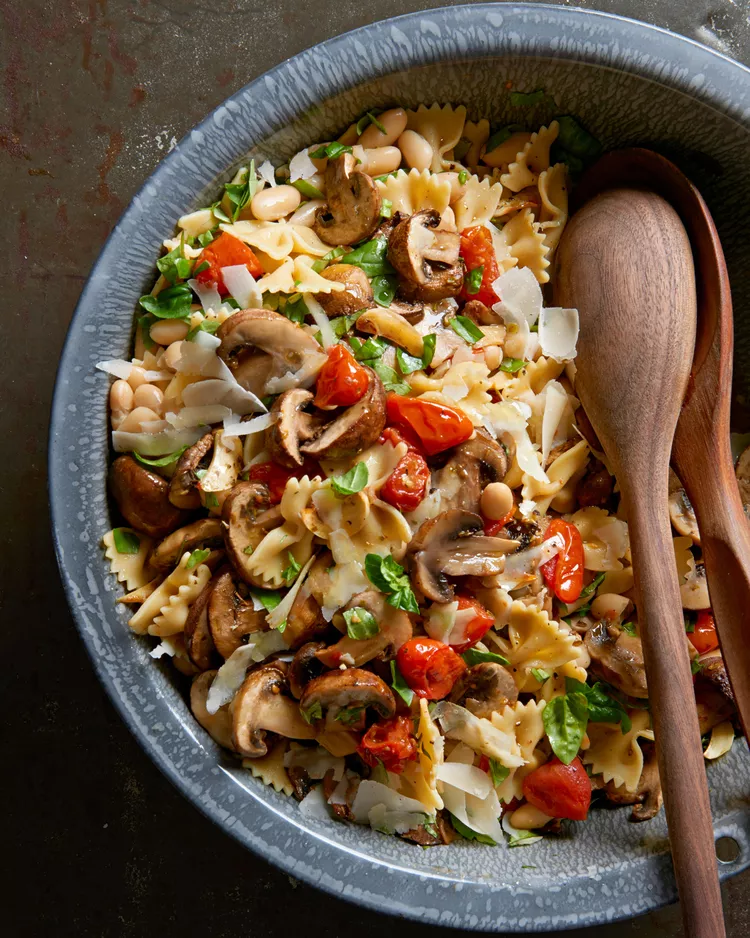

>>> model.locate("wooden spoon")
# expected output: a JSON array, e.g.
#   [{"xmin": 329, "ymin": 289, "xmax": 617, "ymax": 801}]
[
  {"xmin": 555, "ymin": 188, "xmax": 724, "ymax": 938},
  {"xmin": 573, "ymin": 147, "xmax": 750, "ymax": 740}
]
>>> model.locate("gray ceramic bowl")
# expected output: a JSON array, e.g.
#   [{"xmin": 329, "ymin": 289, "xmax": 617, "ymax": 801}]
[{"xmin": 50, "ymin": 3, "xmax": 750, "ymax": 931}]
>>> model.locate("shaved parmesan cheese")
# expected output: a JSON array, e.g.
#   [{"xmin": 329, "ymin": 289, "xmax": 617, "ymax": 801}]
[
  {"xmin": 432, "ymin": 702, "xmax": 524, "ymax": 767},
  {"xmin": 264, "ymin": 351, "xmax": 327, "ymax": 394},
  {"xmin": 298, "ymin": 785, "xmax": 334, "ymax": 820},
  {"xmin": 206, "ymin": 632, "xmax": 288, "ymax": 713},
  {"xmin": 149, "ymin": 637, "xmax": 179, "ymax": 659},
  {"xmin": 539, "ymin": 307, "xmax": 579, "ymax": 361},
  {"xmin": 166, "ymin": 405, "xmax": 232, "ymax": 429},
  {"xmin": 284, "ymin": 745, "xmax": 345, "ymax": 780},
  {"xmin": 181, "ymin": 379, "xmax": 231, "ymax": 408},
  {"xmin": 289, "ymin": 148, "xmax": 318, "ymax": 182},
  {"xmin": 143, "ymin": 370, "xmax": 173, "ymax": 382},
  {"xmin": 492, "ymin": 266, "xmax": 543, "ymax": 326},
  {"xmin": 223, "ymin": 411, "xmax": 277, "ymax": 438},
  {"xmin": 96, "ymin": 359, "xmax": 135, "ymax": 380},
  {"xmin": 495, "ymin": 539, "xmax": 562, "ymax": 590},
  {"xmin": 321, "ymin": 562, "xmax": 370, "ymax": 621},
  {"xmin": 541, "ymin": 380, "xmax": 569, "ymax": 466},
  {"xmin": 221, "ymin": 264, "xmax": 263, "ymax": 309},
  {"xmin": 441, "ymin": 781, "xmax": 504, "ymax": 843},
  {"xmin": 305, "ymin": 294, "xmax": 337, "ymax": 349},
  {"xmin": 112, "ymin": 426, "xmax": 204, "ymax": 456},
  {"xmin": 257, "ymin": 161, "xmax": 277, "ymax": 188},
  {"xmin": 265, "ymin": 554, "xmax": 316, "ymax": 630},
  {"xmin": 178, "ymin": 208, "xmax": 215, "ymax": 237},
  {"xmin": 436, "ymin": 763, "xmax": 493, "ymax": 798},
  {"xmin": 425, "ymin": 602, "xmax": 477, "ymax": 645},
  {"xmin": 188, "ymin": 278, "xmax": 222, "ymax": 313},
  {"xmin": 352, "ymin": 780, "xmax": 430, "ymax": 834}
]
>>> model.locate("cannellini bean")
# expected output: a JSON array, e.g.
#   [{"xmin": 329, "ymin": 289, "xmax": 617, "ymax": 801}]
[
  {"xmin": 110, "ymin": 380, "xmax": 134, "ymax": 429},
  {"xmin": 436, "ymin": 171, "xmax": 466, "ymax": 203},
  {"xmin": 591, "ymin": 592, "xmax": 632, "ymax": 621},
  {"xmin": 133, "ymin": 383, "xmax": 165, "ymax": 413},
  {"xmin": 358, "ymin": 108, "xmax": 408, "ymax": 148},
  {"xmin": 481, "ymin": 482, "xmax": 514, "ymax": 521},
  {"xmin": 397, "ymin": 130, "xmax": 433, "ymax": 171},
  {"xmin": 251, "ymin": 184, "xmax": 301, "ymax": 221},
  {"xmin": 288, "ymin": 198, "xmax": 326, "ymax": 227},
  {"xmin": 126, "ymin": 365, "xmax": 148, "ymax": 391},
  {"xmin": 117, "ymin": 406, "xmax": 161, "ymax": 433},
  {"xmin": 338, "ymin": 123, "xmax": 360, "ymax": 146},
  {"xmin": 504, "ymin": 326, "xmax": 526, "ymax": 360},
  {"xmin": 162, "ymin": 341, "xmax": 185, "ymax": 371},
  {"xmin": 149, "ymin": 318, "xmax": 189, "ymax": 346},
  {"xmin": 355, "ymin": 145, "xmax": 402, "ymax": 177},
  {"xmin": 509, "ymin": 803, "xmax": 554, "ymax": 830}
]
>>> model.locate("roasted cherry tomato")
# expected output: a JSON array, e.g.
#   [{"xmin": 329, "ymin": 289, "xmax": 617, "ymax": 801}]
[
  {"xmin": 483, "ymin": 509, "xmax": 515, "ymax": 538},
  {"xmin": 522, "ymin": 756, "xmax": 591, "ymax": 821},
  {"xmin": 195, "ymin": 231, "xmax": 263, "ymax": 296},
  {"xmin": 459, "ymin": 225, "xmax": 500, "ymax": 307},
  {"xmin": 247, "ymin": 459, "xmax": 319, "ymax": 504},
  {"xmin": 448, "ymin": 595, "xmax": 495, "ymax": 652},
  {"xmin": 688, "ymin": 610, "xmax": 720, "ymax": 655},
  {"xmin": 381, "ymin": 450, "xmax": 430, "ymax": 513},
  {"xmin": 396, "ymin": 638, "xmax": 467, "ymax": 700},
  {"xmin": 540, "ymin": 518, "xmax": 585, "ymax": 604},
  {"xmin": 386, "ymin": 394, "xmax": 474, "ymax": 456},
  {"xmin": 314, "ymin": 345, "xmax": 369, "ymax": 409},
  {"xmin": 358, "ymin": 715, "xmax": 418, "ymax": 774},
  {"xmin": 379, "ymin": 424, "xmax": 425, "ymax": 454}
]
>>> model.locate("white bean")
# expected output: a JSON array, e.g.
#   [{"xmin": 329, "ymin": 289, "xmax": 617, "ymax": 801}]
[
  {"xmin": 288, "ymin": 199, "xmax": 326, "ymax": 227},
  {"xmin": 356, "ymin": 145, "xmax": 402, "ymax": 176},
  {"xmin": 481, "ymin": 482, "xmax": 514, "ymax": 520},
  {"xmin": 436, "ymin": 171, "xmax": 466, "ymax": 203},
  {"xmin": 251, "ymin": 184, "xmax": 301, "ymax": 221},
  {"xmin": 397, "ymin": 130, "xmax": 433, "ymax": 171},
  {"xmin": 133, "ymin": 383, "xmax": 165, "ymax": 414},
  {"xmin": 126, "ymin": 365, "xmax": 148, "ymax": 391},
  {"xmin": 591, "ymin": 592, "xmax": 632, "ymax": 621},
  {"xmin": 149, "ymin": 319, "xmax": 189, "ymax": 346},
  {"xmin": 338, "ymin": 123, "xmax": 359, "ymax": 147},
  {"xmin": 509, "ymin": 803, "xmax": 554, "ymax": 830},
  {"xmin": 162, "ymin": 341, "xmax": 185, "ymax": 371},
  {"xmin": 110, "ymin": 380, "xmax": 134, "ymax": 429},
  {"xmin": 117, "ymin": 406, "xmax": 161, "ymax": 433},
  {"xmin": 358, "ymin": 108, "xmax": 408, "ymax": 148}
]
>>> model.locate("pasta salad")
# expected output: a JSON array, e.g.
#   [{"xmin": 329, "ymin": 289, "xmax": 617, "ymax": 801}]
[{"xmin": 98, "ymin": 103, "xmax": 738, "ymax": 848}]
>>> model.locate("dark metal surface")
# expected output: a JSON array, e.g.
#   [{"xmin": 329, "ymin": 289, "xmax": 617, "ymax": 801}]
[{"xmin": 4, "ymin": 1, "xmax": 750, "ymax": 935}]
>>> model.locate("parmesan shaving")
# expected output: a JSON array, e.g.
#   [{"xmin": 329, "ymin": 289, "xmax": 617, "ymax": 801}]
[
  {"xmin": 188, "ymin": 278, "xmax": 222, "ymax": 313},
  {"xmin": 265, "ymin": 554, "xmax": 317, "ymax": 629},
  {"xmin": 223, "ymin": 411, "xmax": 277, "ymax": 438},
  {"xmin": 257, "ymin": 160, "xmax": 277, "ymax": 187},
  {"xmin": 112, "ymin": 426, "xmax": 204, "ymax": 456},
  {"xmin": 206, "ymin": 631, "xmax": 288, "ymax": 713},
  {"xmin": 221, "ymin": 264, "xmax": 263, "ymax": 309},
  {"xmin": 538, "ymin": 307, "xmax": 579, "ymax": 361},
  {"xmin": 289, "ymin": 148, "xmax": 318, "ymax": 182},
  {"xmin": 305, "ymin": 294, "xmax": 337, "ymax": 349}
]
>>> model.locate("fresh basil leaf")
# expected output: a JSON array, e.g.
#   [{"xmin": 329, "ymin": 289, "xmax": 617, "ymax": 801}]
[
  {"xmin": 508, "ymin": 829, "xmax": 542, "ymax": 848},
  {"xmin": 157, "ymin": 246, "xmax": 193, "ymax": 285},
  {"xmin": 555, "ymin": 115, "xmax": 602, "ymax": 162},
  {"xmin": 186, "ymin": 548, "xmax": 210, "ymax": 570},
  {"xmin": 250, "ymin": 589, "xmax": 283, "ymax": 612},
  {"xmin": 371, "ymin": 273, "xmax": 397, "ymax": 308},
  {"xmin": 381, "ymin": 198, "xmax": 393, "ymax": 219},
  {"xmin": 335, "ymin": 705, "xmax": 365, "ymax": 725},
  {"xmin": 620, "ymin": 621, "xmax": 637, "ymax": 637},
  {"xmin": 301, "ymin": 700, "xmax": 323, "ymax": 724},
  {"xmin": 283, "ymin": 294, "xmax": 309, "ymax": 325},
  {"xmin": 510, "ymin": 89, "xmax": 549, "ymax": 107},
  {"xmin": 365, "ymin": 111, "xmax": 387, "ymax": 134},
  {"xmin": 223, "ymin": 161, "xmax": 259, "ymax": 221},
  {"xmin": 390, "ymin": 659, "xmax": 414, "ymax": 706},
  {"xmin": 542, "ymin": 691, "xmax": 589, "ymax": 764},
  {"xmin": 499, "ymin": 358, "xmax": 525, "ymax": 373},
  {"xmin": 282, "ymin": 551, "xmax": 302, "ymax": 583},
  {"xmin": 204, "ymin": 492, "xmax": 219, "ymax": 509},
  {"xmin": 465, "ymin": 265, "xmax": 484, "ymax": 295},
  {"xmin": 276, "ymin": 619, "xmax": 287, "ymax": 633},
  {"xmin": 292, "ymin": 179, "xmax": 325, "ymax": 200},
  {"xmin": 197, "ymin": 229, "xmax": 216, "ymax": 248},
  {"xmin": 461, "ymin": 647, "xmax": 510, "ymax": 667},
  {"xmin": 186, "ymin": 319, "xmax": 221, "ymax": 341},
  {"xmin": 309, "ymin": 141, "xmax": 353, "ymax": 160},
  {"xmin": 210, "ymin": 200, "xmax": 232, "ymax": 224},
  {"xmin": 112, "ymin": 528, "xmax": 140, "ymax": 555},
  {"xmin": 565, "ymin": 678, "xmax": 632, "ymax": 734},
  {"xmin": 386, "ymin": 587, "xmax": 419, "ymax": 614},
  {"xmin": 450, "ymin": 813, "xmax": 497, "ymax": 846},
  {"xmin": 311, "ymin": 246, "xmax": 347, "ymax": 273},
  {"xmin": 193, "ymin": 260, "xmax": 209, "ymax": 276},
  {"xmin": 396, "ymin": 333, "xmax": 436, "ymax": 375},
  {"xmin": 458, "ymin": 169, "xmax": 469, "ymax": 185},
  {"xmin": 691, "ymin": 659, "xmax": 704, "ymax": 676},
  {"xmin": 132, "ymin": 445, "xmax": 189, "ymax": 468},
  {"xmin": 579, "ymin": 572, "xmax": 606, "ymax": 599},
  {"xmin": 343, "ymin": 606, "xmax": 379, "ymax": 640},
  {"xmin": 349, "ymin": 335, "xmax": 387, "ymax": 361},
  {"xmin": 531, "ymin": 668, "xmax": 550, "ymax": 684},
  {"xmin": 365, "ymin": 553, "xmax": 419, "ymax": 612},
  {"xmin": 484, "ymin": 123, "xmax": 525, "ymax": 156},
  {"xmin": 341, "ymin": 237, "xmax": 394, "ymax": 278},
  {"xmin": 449, "ymin": 315, "xmax": 484, "ymax": 345},
  {"xmin": 371, "ymin": 359, "xmax": 411, "ymax": 394},
  {"xmin": 139, "ymin": 284, "xmax": 193, "ymax": 320},
  {"xmin": 262, "ymin": 292, "xmax": 280, "ymax": 311},
  {"xmin": 685, "ymin": 615, "xmax": 696, "ymax": 634},
  {"xmin": 328, "ymin": 311, "xmax": 361, "ymax": 339},
  {"xmin": 488, "ymin": 758, "xmax": 510, "ymax": 787},
  {"xmin": 331, "ymin": 461, "xmax": 369, "ymax": 496}
]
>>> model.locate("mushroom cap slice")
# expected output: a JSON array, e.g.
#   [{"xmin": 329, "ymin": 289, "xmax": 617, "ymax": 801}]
[
  {"xmin": 184, "ymin": 575, "xmax": 221, "ymax": 671},
  {"xmin": 600, "ymin": 741, "xmax": 662, "ymax": 822},
  {"xmin": 169, "ymin": 432, "xmax": 214, "ymax": 509},
  {"xmin": 313, "ymin": 153, "xmax": 382, "ymax": 246},
  {"xmin": 316, "ymin": 589, "xmax": 413, "ymax": 668},
  {"xmin": 584, "ymin": 621, "xmax": 648, "ymax": 699},
  {"xmin": 299, "ymin": 667, "xmax": 396, "ymax": 731},
  {"xmin": 668, "ymin": 469, "xmax": 700, "ymax": 543},
  {"xmin": 736, "ymin": 444, "xmax": 750, "ymax": 517},
  {"xmin": 408, "ymin": 510, "xmax": 519, "ymax": 603},
  {"xmin": 109, "ymin": 455, "xmax": 189, "ymax": 539},
  {"xmin": 284, "ymin": 552, "xmax": 331, "ymax": 649},
  {"xmin": 231, "ymin": 662, "xmax": 316, "ymax": 757},
  {"xmin": 462, "ymin": 299, "xmax": 503, "ymax": 326},
  {"xmin": 388, "ymin": 210, "xmax": 463, "ymax": 303},
  {"xmin": 221, "ymin": 482, "xmax": 281, "ymax": 587},
  {"xmin": 190, "ymin": 671, "xmax": 234, "ymax": 750},
  {"xmin": 433, "ymin": 429, "xmax": 509, "ymax": 514},
  {"xmin": 680, "ymin": 560, "xmax": 710, "ymax": 610},
  {"xmin": 449, "ymin": 662, "xmax": 518, "ymax": 718},
  {"xmin": 208, "ymin": 569, "xmax": 267, "ymax": 659},
  {"xmin": 316, "ymin": 264, "xmax": 374, "ymax": 318},
  {"xmin": 150, "ymin": 517, "xmax": 224, "ymax": 572},
  {"xmin": 264, "ymin": 388, "xmax": 326, "ymax": 469},
  {"xmin": 288, "ymin": 641, "xmax": 328, "ymax": 699},
  {"xmin": 301, "ymin": 366, "xmax": 387, "ymax": 460}
]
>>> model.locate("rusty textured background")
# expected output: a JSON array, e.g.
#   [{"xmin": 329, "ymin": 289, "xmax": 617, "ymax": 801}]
[{"xmin": 4, "ymin": 1, "xmax": 750, "ymax": 935}]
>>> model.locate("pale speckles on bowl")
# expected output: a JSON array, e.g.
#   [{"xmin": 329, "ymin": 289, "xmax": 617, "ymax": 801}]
[{"xmin": 50, "ymin": 4, "xmax": 750, "ymax": 931}]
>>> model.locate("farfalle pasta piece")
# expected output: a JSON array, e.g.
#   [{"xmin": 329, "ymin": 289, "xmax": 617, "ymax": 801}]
[
  {"xmin": 102, "ymin": 528, "xmax": 154, "ymax": 591},
  {"xmin": 243, "ymin": 739, "xmax": 293, "ymax": 795},
  {"xmin": 537, "ymin": 660, "xmax": 588, "ymax": 702},
  {"xmin": 452, "ymin": 176, "xmax": 504, "ymax": 229},
  {"xmin": 405, "ymin": 103, "xmax": 467, "ymax": 172},
  {"xmin": 256, "ymin": 257, "xmax": 295, "ymax": 293},
  {"xmin": 328, "ymin": 498, "xmax": 412, "ymax": 565},
  {"xmin": 293, "ymin": 256, "xmax": 346, "ymax": 293},
  {"xmin": 538, "ymin": 162, "xmax": 570, "ymax": 256},
  {"xmin": 499, "ymin": 356, "xmax": 566, "ymax": 398},
  {"xmin": 569, "ymin": 506, "xmax": 630, "ymax": 572},
  {"xmin": 222, "ymin": 220, "xmax": 295, "ymax": 261},
  {"xmin": 128, "ymin": 551, "xmax": 212, "ymax": 636},
  {"xmin": 434, "ymin": 701, "xmax": 524, "ymax": 767},
  {"xmin": 523, "ymin": 439, "xmax": 590, "ymax": 513},
  {"xmin": 500, "ymin": 121, "xmax": 559, "ymax": 192},
  {"xmin": 404, "ymin": 698, "xmax": 444, "ymax": 812},
  {"xmin": 461, "ymin": 119, "xmax": 490, "ymax": 168},
  {"xmin": 493, "ymin": 700, "xmax": 547, "ymax": 803},
  {"xmin": 494, "ymin": 601, "xmax": 580, "ymax": 692},
  {"xmin": 584, "ymin": 710, "xmax": 655, "ymax": 793},
  {"xmin": 411, "ymin": 360, "xmax": 492, "ymax": 426},
  {"xmin": 290, "ymin": 225, "xmax": 338, "ymax": 258},
  {"xmin": 502, "ymin": 208, "xmax": 550, "ymax": 284},
  {"xmin": 375, "ymin": 169, "xmax": 452, "ymax": 216}
]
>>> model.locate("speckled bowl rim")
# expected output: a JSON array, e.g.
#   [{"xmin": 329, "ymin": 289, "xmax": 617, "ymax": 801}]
[{"xmin": 49, "ymin": 4, "xmax": 750, "ymax": 931}]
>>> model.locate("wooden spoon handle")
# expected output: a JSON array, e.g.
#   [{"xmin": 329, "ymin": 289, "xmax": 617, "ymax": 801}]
[{"xmin": 622, "ymin": 472, "xmax": 725, "ymax": 938}]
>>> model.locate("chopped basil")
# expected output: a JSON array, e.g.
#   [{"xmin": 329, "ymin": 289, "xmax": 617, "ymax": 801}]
[
  {"xmin": 356, "ymin": 110, "xmax": 387, "ymax": 135},
  {"xmin": 137, "ymin": 314, "xmax": 156, "ymax": 352},
  {"xmin": 243, "ymin": 545, "xmax": 254, "ymax": 555},
  {"xmin": 381, "ymin": 198, "xmax": 393, "ymax": 219},
  {"xmin": 371, "ymin": 273, "xmax": 397, "ymax": 308},
  {"xmin": 450, "ymin": 814, "xmax": 497, "ymax": 846},
  {"xmin": 458, "ymin": 169, "xmax": 469, "ymax": 185},
  {"xmin": 579, "ymin": 572, "xmax": 606, "ymax": 599},
  {"xmin": 276, "ymin": 619, "xmax": 287, "ymax": 633},
  {"xmin": 565, "ymin": 678, "xmax": 632, "ymax": 733},
  {"xmin": 555, "ymin": 115, "xmax": 602, "ymax": 162},
  {"xmin": 685, "ymin": 615, "xmax": 696, "ymax": 634},
  {"xmin": 223, "ymin": 161, "xmax": 259, "ymax": 221},
  {"xmin": 139, "ymin": 284, "xmax": 193, "ymax": 320},
  {"xmin": 372, "ymin": 359, "xmax": 411, "ymax": 395},
  {"xmin": 365, "ymin": 553, "xmax": 419, "ymax": 613},
  {"xmin": 112, "ymin": 528, "xmax": 140, "ymax": 555},
  {"xmin": 291, "ymin": 179, "xmax": 325, "ymax": 200},
  {"xmin": 311, "ymin": 246, "xmax": 346, "ymax": 273},
  {"xmin": 186, "ymin": 548, "xmax": 210, "ymax": 570},
  {"xmin": 349, "ymin": 335, "xmax": 387, "ymax": 361},
  {"xmin": 396, "ymin": 333, "xmax": 436, "ymax": 375},
  {"xmin": 262, "ymin": 292, "xmax": 280, "ymax": 311},
  {"xmin": 461, "ymin": 647, "xmax": 510, "ymax": 667},
  {"xmin": 499, "ymin": 358, "xmax": 525, "ymax": 373},
  {"xmin": 193, "ymin": 260, "xmax": 210, "ymax": 276},
  {"xmin": 484, "ymin": 123, "xmax": 525, "ymax": 156},
  {"xmin": 390, "ymin": 659, "xmax": 414, "ymax": 706},
  {"xmin": 620, "ymin": 621, "xmax": 637, "ymax": 637},
  {"xmin": 340, "ymin": 237, "xmax": 394, "ymax": 278},
  {"xmin": 508, "ymin": 829, "xmax": 542, "ymax": 848},
  {"xmin": 691, "ymin": 659, "xmax": 704, "ymax": 675},
  {"xmin": 157, "ymin": 245, "xmax": 193, "ymax": 285},
  {"xmin": 531, "ymin": 668, "xmax": 550, "ymax": 684},
  {"xmin": 204, "ymin": 492, "xmax": 219, "ymax": 509},
  {"xmin": 250, "ymin": 588, "xmax": 283, "ymax": 612},
  {"xmin": 133, "ymin": 445, "xmax": 189, "ymax": 468},
  {"xmin": 301, "ymin": 700, "xmax": 323, "ymax": 724},
  {"xmin": 186, "ymin": 319, "xmax": 221, "ymax": 341},
  {"xmin": 510, "ymin": 88, "xmax": 549, "ymax": 107},
  {"xmin": 488, "ymin": 758, "xmax": 510, "ymax": 787},
  {"xmin": 542, "ymin": 691, "xmax": 589, "ymax": 764},
  {"xmin": 465, "ymin": 265, "xmax": 484, "ymax": 295},
  {"xmin": 328, "ymin": 311, "xmax": 361, "ymax": 339},
  {"xmin": 374, "ymin": 171, "xmax": 399, "ymax": 183},
  {"xmin": 335, "ymin": 705, "xmax": 365, "ymax": 725},
  {"xmin": 309, "ymin": 141, "xmax": 353, "ymax": 160},
  {"xmin": 449, "ymin": 315, "xmax": 484, "ymax": 345},
  {"xmin": 343, "ymin": 606, "xmax": 379, "ymax": 640},
  {"xmin": 210, "ymin": 200, "xmax": 232, "ymax": 224},
  {"xmin": 282, "ymin": 551, "xmax": 302, "ymax": 583},
  {"xmin": 283, "ymin": 294, "xmax": 309, "ymax": 324},
  {"xmin": 331, "ymin": 461, "xmax": 369, "ymax": 496},
  {"xmin": 197, "ymin": 229, "xmax": 216, "ymax": 247}
]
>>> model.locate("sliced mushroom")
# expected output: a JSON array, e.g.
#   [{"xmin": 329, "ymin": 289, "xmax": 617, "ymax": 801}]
[
  {"xmin": 184, "ymin": 575, "xmax": 220, "ymax": 671},
  {"xmin": 449, "ymin": 662, "xmax": 518, "ymax": 718},
  {"xmin": 208, "ymin": 569, "xmax": 267, "ymax": 659},
  {"xmin": 299, "ymin": 667, "xmax": 396, "ymax": 732},
  {"xmin": 199, "ymin": 430, "xmax": 244, "ymax": 511},
  {"xmin": 408, "ymin": 510, "xmax": 519, "ymax": 603},
  {"xmin": 231, "ymin": 662, "xmax": 316, "ymax": 757},
  {"xmin": 109, "ymin": 455, "xmax": 188, "ymax": 538},
  {"xmin": 680, "ymin": 560, "xmax": 710, "ymax": 610},
  {"xmin": 584, "ymin": 621, "xmax": 648, "ymax": 699},
  {"xmin": 149, "ymin": 518, "xmax": 224, "ymax": 572},
  {"xmin": 389, "ymin": 299, "xmax": 425, "ymax": 325},
  {"xmin": 313, "ymin": 153, "xmax": 382, "ymax": 246},
  {"xmin": 301, "ymin": 366, "xmax": 387, "ymax": 460},
  {"xmin": 736, "ymin": 444, "xmax": 750, "ymax": 517},
  {"xmin": 284, "ymin": 551, "xmax": 332, "ymax": 649},
  {"xmin": 601, "ymin": 741, "xmax": 662, "ymax": 822},
  {"xmin": 667, "ymin": 469, "xmax": 700, "ymax": 542},
  {"xmin": 217, "ymin": 308, "xmax": 324, "ymax": 397},
  {"xmin": 316, "ymin": 264, "xmax": 373, "ymax": 317},
  {"xmin": 433, "ymin": 430, "xmax": 508, "ymax": 513},
  {"xmin": 388, "ymin": 210, "xmax": 463, "ymax": 303},
  {"xmin": 289, "ymin": 642, "xmax": 328, "ymax": 699},
  {"xmin": 316, "ymin": 590, "xmax": 413, "ymax": 668},
  {"xmin": 190, "ymin": 671, "xmax": 234, "ymax": 750},
  {"xmin": 221, "ymin": 482, "xmax": 282, "ymax": 586},
  {"xmin": 264, "ymin": 388, "xmax": 325, "ymax": 469},
  {"xmin": 576, "ymin": 459, "xmax": 613, "ymax": 510},
  {"xmin": 502, "ymin": 516, "xmax": 542, "ymax": 550},
  {"xmin": 695, "ymin": 655, "xmax": 736, "ymax": 734},
  {"xmin": 169, "ymin": 432, "xmax": 214, "ymax": 509},
  {"xmin": 462, "ymin": 299, "xmax": 502, "ymax": 326},
  {"xmin": 356, "ymin": 307, "xmax": 425, "ymax": 356}
]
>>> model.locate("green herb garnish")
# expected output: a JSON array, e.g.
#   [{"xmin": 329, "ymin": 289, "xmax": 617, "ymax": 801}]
[
  {"xmin": 349, "ymin": 335, "xmax": 388, "ymax": 361},
  {"xmin": 499, "ymin": 358, "xmax": 525, "ymax": 373},
  {"xmin": 186, "ymin": 548, "xmax": 210, "ymax": 570},
  {"xmin": 365, "ymin": 553, "xmax": 419, "ymax": 613},
  {"xmin": 542, "ymin": 691, "xmax": 589, "ymax": 764},
  {"xmin": 197, "ymin": 230, "xmax": 216, "ymax": 248},
  {"xmin": 381, "ymin": 198, "xmax": 393, "ymax": 219},
  {"xmin": 396, "ymin": 333, "xmax": 436, "ymax": 375},
  {"xmin": 112, "ymin": 528, "xmax": 140, "ymax": 555},
  {"xmin": 343, "ymin": 606, "xmax": 380, "ymax": 640},
  {"xmin": 157, "ymin": 245, "xmax": 193, "ymax": 285},
  {"xmin": 331, "ymin": 461, "xmax": 369, "ymax": 496},
  {"xmin": 139, "ymin": 284, "xmax": 193, "ymax": 320},
  {"xmin": 488, "ymin": 759, "xmax": 510, "ymax": 787},
  {"xmin": 340, "ymin": 237, "xmax": 394, "ymax": 277},
  {"xmin": 450, "ymin": 814, "xmax": 497, "ymax": 846},
  {"xmin": 309, "ymin": 141, "xmax": 353, "ymax": 160},
  {"xmin": 204, "ymin": 492, "xmax": 219, "ymax": 509},
  {"xmin": 291, "ymin": 179, "xmax": 325, "ymax": 200},
  {"xmin": 531, "ymin": 668, "xmax": 550, "ymax": 684},
  {"xmin": 186, "ymin": 319, "xmax": 221, "ymax": 341},
  {"xmin": 223, "ymin": 162, "xmax": 259, "ymax": 221},
  {"xmin": 564, "ymin": 678, "xmax": 632, "ymax": 733},
  {"xmin": 390, "ymin": 659, "xmax": 414, "ymax": 705},
  {"xmin": 356, "ymin": 111, "xmax": 387, "ymax": 135},
  {"xmin": 282, "ymin": 551, "xmax": 302, "ymax": 583},
  {"xmin": 301, "ymin": 701, "xmax": 323, "ymax": 724},
  {"xmin": 133, "ymin": 445, "xmax": 189, "ymax": 469},
  {"xmin": 449, "ymin": 315, "xmax": 484, "ymax": 345},
  {"xmin": 458, "ymin": 169, "xmax": 469, "ymax": 185},
  {"xmin": 371, "ymin": 273, "xmax": 397, "ymax": 308},
  {"xmin": 335, "ymin": 705, "xmax": 365, "ymax": 725},
  {"xmin": 311, "ymin": 246, "xmax": 347, "ymax": 273},
  {"xmin": 461, "ymin": 648, "xmax": 510, "ymax": 667},
  {"xmin": 579, "ymin": 572, "xmax": 606, "ymax": 600},
  {"xmin": 465, "ymin": 265, "xmax": 484, "ymax": 295},
  {"xmin": 620, "ymin": 621, "xmax": 637, "ymax": 637},
  {"xmin": 484, "ymin": 123, "xmax": 525, "ymax": 156},
  {"xmin": 250, "ymin": 589, "xmax": 283, "ymax": 612},
  {"xmin": 372, "ymin": 359, "xmax": 411, "ymax": 395}
]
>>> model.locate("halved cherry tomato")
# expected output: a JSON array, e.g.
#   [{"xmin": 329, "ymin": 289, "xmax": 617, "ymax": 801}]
[
  {"xmin": 522, "ymin": 756, "xmax": 591, "ymax": 821},
  {"xmin": 358, "ymin": 715, "xmax": 418, "ymax": 774},
  {"xmin": 247, "ymin": 458, "xmax": 320, "ymax": 504},
  {"xmin": 381, "ymin": 450, "xmax": 430, "ymax": 513},
  {"xmin": 689, "ymin": 610, "xmax": 720, "ymax": 655},
  {"xmin": 396, "ymin": 638, "xmax": 467, "ymax": 700},
  {"xmin": 314, "ymin": 345, "xmax": 369, "ymax": 409},
  {"xmin": 379, "ymin": 424, "xmax": 425, "ymax": 455},
  {"xmin": 483, "ymin": 508, "xmax": 515, "ymax": 537},
  {"xmin": 459, "ymin": 226, "xmax": 500, "ymax": 307},
  {"xmin": 448, "ymin": 595, "xmax": 495, "ymax": 652},
  {"xmin": 195, "ymin": 231, "xmax": 263, "ymax": 296},
  {"xmin": 540, "ymin": 518, "xmax": 585, "ymax": 604},
  {"xmin": 386, "ymin": 394, "xmax": 474, "ymax": 456}
]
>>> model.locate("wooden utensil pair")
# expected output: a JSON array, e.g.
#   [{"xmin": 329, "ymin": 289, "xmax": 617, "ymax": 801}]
[{"xmin": 556, "ymin": 148, "xmax": 750, "ymax": 938}]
